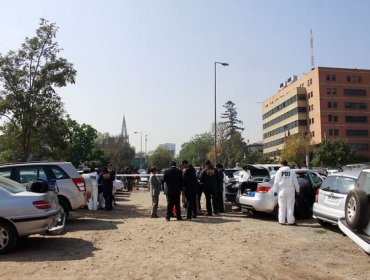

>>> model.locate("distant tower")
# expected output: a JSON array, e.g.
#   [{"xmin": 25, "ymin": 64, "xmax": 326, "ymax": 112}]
[
  {"xmin": 310, "ymin": 28, "xmax": 315, "ymax": 69},
  {"xmin": 121, "ymin": 114, "xmax": 129, "ymax": 142}
]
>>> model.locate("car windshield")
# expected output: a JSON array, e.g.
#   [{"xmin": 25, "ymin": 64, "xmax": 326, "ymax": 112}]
[
  {"xmin": 0, "ymin": 176, "xmax": 26, "ymax": 194},
  {"xmin": 320, "ymin": 176, "xmax": 356, "ymax": 194}
]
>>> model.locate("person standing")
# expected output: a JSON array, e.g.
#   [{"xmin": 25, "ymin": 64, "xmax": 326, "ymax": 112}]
[
  {"xmin": 163, "ymin": 161, "xmax": 183, "ymax": 221},
  {"xmin": 200, "ymin": 160, "xmax": 218, "ymax": 216},
  {"xmin": 215, "ymin": 163, "xmax": 225, "ymax": 213},
  {"xmin": 87, "ymin": 167, "xmax": 99, "ymax": 210},
  {"xmin": 182, "ymin": 160, "xmax": 198, "ymax": 220},
  {"xmin": 272, "ymin": 160, "xmax": 300, "ymax": 225},
  {"xmin": 149, "ymin": 167, "xmax": 161, "ymax": 218},
  {"xmin": 98, "ymin": 164, "xmax": 115, "ymax": 211}
]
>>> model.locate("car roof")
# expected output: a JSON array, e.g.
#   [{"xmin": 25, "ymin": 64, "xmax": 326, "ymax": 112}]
[
  {"xmin": 326, "ymin": 170, "xmax": 361, "ymax": 179},
  {"xmin": 0, "ymin": 161, "xmax": 73, "ymax": 167}
]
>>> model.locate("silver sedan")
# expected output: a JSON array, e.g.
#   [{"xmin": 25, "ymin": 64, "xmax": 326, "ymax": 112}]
[{"xmin": 0, "ymin": 177, "xmax": 64, "ymax": 254}]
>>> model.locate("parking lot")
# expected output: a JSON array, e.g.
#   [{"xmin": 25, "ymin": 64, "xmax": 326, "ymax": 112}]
[{"xmin": 1, "ymin": 189, "xmax": 369, "ymax": 280}]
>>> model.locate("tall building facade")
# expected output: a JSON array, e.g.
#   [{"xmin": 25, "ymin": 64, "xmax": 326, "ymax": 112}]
[
  {"xmin": 263, "ymin": 67, "xmax": 370, "ymax": 159},
  {"xmin": 158, "ymin": 143, "xmax": 176, "ymax": 157}
]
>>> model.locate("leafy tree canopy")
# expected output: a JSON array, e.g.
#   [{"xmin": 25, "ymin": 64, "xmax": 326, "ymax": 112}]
[
  {"xmin": 221, "ymin": 100, "xmax": 244, "ymax": 137},
  {"xmin": 179, "ymin": 132, "xmax": 213, "ymax": 166},
  {"xmin": 312, "ymin": 139, "xmax": 354, "ymax": 169},
  {"xmin": 148, "ymin": 147, "xmax": 174, "ymax": 170},
  {"xmin": 280, "ymin": 133, "xmax": 312, "ymax": 168}
]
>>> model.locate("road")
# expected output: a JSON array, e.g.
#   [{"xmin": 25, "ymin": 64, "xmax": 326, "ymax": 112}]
[{"xmin": 0, "ymin": 189, "xmax": 369, "ymax": 280}]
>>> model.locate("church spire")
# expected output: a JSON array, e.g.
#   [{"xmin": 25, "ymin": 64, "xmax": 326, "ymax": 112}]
[{"xmin": 121, "ymin": 114, "xmax": 129, "ymax": 142}]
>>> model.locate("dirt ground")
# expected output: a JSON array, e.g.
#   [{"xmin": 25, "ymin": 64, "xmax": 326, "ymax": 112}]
[{"xmin": 1, "ymin": 189, "xmax": 369, "ymax": 280}]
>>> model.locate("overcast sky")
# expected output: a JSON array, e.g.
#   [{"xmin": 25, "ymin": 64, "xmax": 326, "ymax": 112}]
[{"xmin": 1, "ymin": 0, "xmax": 370, "ymax": 155}]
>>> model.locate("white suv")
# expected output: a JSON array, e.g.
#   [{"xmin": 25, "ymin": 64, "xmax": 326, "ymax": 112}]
[
  {"xmin": 0, "ymin": 162, "xmax": 87, "ymax": 220},
  {"xmin": 339, "ymin": 169, "xmax": 370, "ymax": 254}
]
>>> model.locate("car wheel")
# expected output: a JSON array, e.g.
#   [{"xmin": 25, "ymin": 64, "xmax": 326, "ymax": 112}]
[
  {"xmin": 58, "ymin": 198, "xmax": 70, "ymax": 221},
  {"xmin": 345, "ymin": 189, "xmax": 370, "ymax": 230},
  {"xmin": 0, "ymin": 220, "xmax": 18, "ymax": 255}
]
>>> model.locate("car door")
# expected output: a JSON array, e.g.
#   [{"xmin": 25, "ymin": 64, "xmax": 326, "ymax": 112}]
[{"xmin": 15, "ymin": 166, "xmax": 49, "ymax": 189}]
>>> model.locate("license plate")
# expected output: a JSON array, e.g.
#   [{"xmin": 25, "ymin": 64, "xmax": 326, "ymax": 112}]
[{"xmin": 325, "ymin": 195, "xmax": 338, "ymax": 204}]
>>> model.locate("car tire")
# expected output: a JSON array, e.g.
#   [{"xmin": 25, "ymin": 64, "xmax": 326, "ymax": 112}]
[
  {"xmin": 345, "ymin": 189, "xmax": 370, "ymax": 230},
  {"xmin": 58, "ymin": 198, "xmax": 70, "ymax": 221},
  {"xmin": 0, "ymin": 220, "xmax": 18, "ymax": 255}
]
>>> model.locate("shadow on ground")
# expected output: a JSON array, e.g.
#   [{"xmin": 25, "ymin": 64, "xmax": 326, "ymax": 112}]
[{"xmin": 1, "ymin": 236, "xmax": 98, "ymax": 262}]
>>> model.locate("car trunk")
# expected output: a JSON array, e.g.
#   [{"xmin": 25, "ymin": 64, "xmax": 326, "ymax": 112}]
[{"xmin": 239, "ymin": 165, "xmax": 270, "ymax": 194}]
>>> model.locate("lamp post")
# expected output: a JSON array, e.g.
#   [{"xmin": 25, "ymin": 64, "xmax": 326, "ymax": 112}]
[
  {"xmin": 134, "ymin": 131, "xmax": 143, "ymax": 169},
  {"xmin": 214, "ymin": 61, "xmax": 229, "ymax": 164}
]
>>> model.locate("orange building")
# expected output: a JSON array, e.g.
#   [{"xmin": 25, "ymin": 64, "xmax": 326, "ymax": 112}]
[{"xmin": 263, "ymin": 67, "xmax": 370, "ymax": 160}]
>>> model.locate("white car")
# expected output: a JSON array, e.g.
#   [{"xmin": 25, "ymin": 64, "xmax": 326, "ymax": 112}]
[
  {"xmin": 238, "ymin": 169, "xmax": 324, "ymax": 218},
  {"xmin": 338, "ymin": 169, "xmax": 370, "ymax": 254},
  {"xmin": 113, "ymin": 179, "xmax": 124, "ymax": 192},
  {"xmin": 313, "ymin": 171, "xmax": 360, "ymax": 225}
]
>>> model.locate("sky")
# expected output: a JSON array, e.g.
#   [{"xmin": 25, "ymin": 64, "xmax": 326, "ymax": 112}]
[{"xmin": 1, "ymin": 0, "xmax": 370, "ymax": 155}]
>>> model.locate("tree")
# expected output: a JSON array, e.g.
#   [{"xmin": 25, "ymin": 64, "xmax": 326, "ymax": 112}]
[
  {"xmin": 66, "ymin": 118, "xmax": 98, "ymax": 167},
  {"xmin": 0, "ymin": 18, "xmax": 76, "ymax": 161},
  {"xmin": 148, "ymin": 147, "xmax": 173, "ymax": 170},
  {"xmin": 280, "ymin": 133, "xmax": 312, "ymax": 167},
  {"xmin": 220, "ymin": 100, "xmax": 244, "ymax": 137},
  {"xmin": 178, "ymin": 132, "xmax": 213, "ymax": 166},
  {"xmin": 312, "ymin": 139, "xmax": 354, "ymax": 169},
  {"xmin": 97, "ymin": 134, "xmax": 135, "ymax": 170}
]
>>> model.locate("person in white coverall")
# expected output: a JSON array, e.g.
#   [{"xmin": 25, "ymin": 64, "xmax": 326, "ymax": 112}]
[
  {"xmin": 88, "ymin": 168, "xmax": 99, "ymax": 210},
  {"xmin": 272, "ymin": 160, "xmax": 300, "ymax": 225}
]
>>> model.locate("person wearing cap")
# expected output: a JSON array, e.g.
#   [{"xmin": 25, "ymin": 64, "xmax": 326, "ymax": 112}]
[
  {"xmin": 163, "ymin": 161, "xmax": 183, "ymax": 221},
  {"xmin": 182, "ymin": 160, "xmax": 198, "ymax": 219},
  {"xmin": 149, "ymin": 167, "xmax": 161, "ymax": 218},
  {"xmin": 272, "ymin": 159, "xmax": 300, "ymax": 225},
  {"xmin": 199, "ymin": 160, "xmax": 218, "ymax": 216}
]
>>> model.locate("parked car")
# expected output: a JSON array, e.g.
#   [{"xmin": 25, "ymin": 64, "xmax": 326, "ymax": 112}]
[
  {"xmin": 338, "ymin": 168, "xmax": 370, "ymax": 254},
  {"xmin": 313, "ymin": 171, "xmax": 360, "ymax": 225},
  {"xmin": 0, "ymin": 162, "xmax": 87, "ymax": 220},
  {"xmin": 139, "ymin": 172, "xmax": 148, "ymax": 186},
  {"xmin": 238, "ymin": 169, "xmax": 324, "ymax": 218},
  {"xmin": 0, "ymin": 177, "xmax": 64, "ymax": 254},
  {"xmin": 234, "ymin": 165, "xmax": 270, "ymax": 206}
]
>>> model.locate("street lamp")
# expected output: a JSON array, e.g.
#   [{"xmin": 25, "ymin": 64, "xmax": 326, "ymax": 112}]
[
  {"xmin": 214, "ymin": 61, "xmax": 229, "ymax": 164},
  {"xmin": 134, "ymin": 131, "xmax": 143, "ymax": 169}
]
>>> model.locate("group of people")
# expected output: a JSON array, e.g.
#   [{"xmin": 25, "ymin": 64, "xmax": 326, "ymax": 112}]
[
  {"xmin": 87, "ymin": 163, "xmax": 116, "ymax": 211},
  {"xmin": 149, "ymin": 158, "xmax": 302, "ymax": 225},
  {"xmin": 148, "ymin": 159, "xmax": 225, "ymax": 221}
]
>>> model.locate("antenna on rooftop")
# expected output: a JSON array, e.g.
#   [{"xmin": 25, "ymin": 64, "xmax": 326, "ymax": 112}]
[{"xmin": 310, "ymin": 28, "xmax": 315, "ymax": 69}]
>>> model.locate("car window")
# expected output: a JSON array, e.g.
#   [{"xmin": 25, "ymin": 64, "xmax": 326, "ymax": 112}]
[
  {"xmin": 50, "ymin": 166, "xmax": 69, "ymax": 180},
  {"xmin": 19, "ymin": 166, "xmax": 48, "ymax": 183},
  {"xmin": 341, "ymin": 177, "xmax": 356, "ymax": 193},
  {"xmin": 356, "ymin": 172, "xmax": 370, "ymax": 195},
  {"xmin": 0, "ymin": 167, "xmax": 12, "ymax": 179},
  {"xmin": 0, "ymin": 176, "xmax": 26, "ymax": 193},
  {"xmin": 321, "ymin": 176, "xmax": 337, "ymax": 191},
  {"xmin": 309, "ymin": 172, "xmax": 323, "ymax": 185}
]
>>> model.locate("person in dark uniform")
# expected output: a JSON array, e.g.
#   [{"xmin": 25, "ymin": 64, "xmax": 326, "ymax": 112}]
[
  {"xmin": 200, "ymin": 160, "xmax": 218, "ymax": 216},
  {"xmin": 98, "ymin": 164, "xmax": 115, "ymax": 211},
  {"xmin": 163, "ymin": 161, "xmax": 183, "ymax": 221},
  {"xmin": 182, "ymin": 160, "xmax": 198, "ymax": 219},
  {"xmin": 215, "ymin": 163, "xmax": 225, "ymax": 213}
]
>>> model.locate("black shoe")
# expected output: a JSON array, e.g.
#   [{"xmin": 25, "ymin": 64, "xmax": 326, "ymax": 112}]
[
  {"xmin": 166, "ymin": 217, "xmax": 170, "ymax": 221},
  {"xmin": 186, "ymin": 217, "xmax": 192, "ymax": 220},
  {"xmin": 177, "ymin": 217, "xmax": 183, "ymax": 221},
  {"xmin": 206, "ymin": 213, "xmax": 212, "ymax": 216}
]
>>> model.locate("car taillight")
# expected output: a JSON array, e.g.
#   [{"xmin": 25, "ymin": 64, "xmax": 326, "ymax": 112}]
[
  {"xmin": 256, "ymin": 185, "xmax": 271, "ymax": 193},
  {"xmin": 315, "ymin": 189, "xmax": 320, "ymax": 203},
  {"xmin": 33, "ymin": 200, "xmax": 51, "ymax": 210},
  {"xmin": 72, "ymin": 177, "xmax": 86, "ymax": 192}
]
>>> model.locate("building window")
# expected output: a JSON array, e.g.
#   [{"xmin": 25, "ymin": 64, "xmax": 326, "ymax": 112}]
[
  {"xmin": 347, "ymin": 75, "xmax": 362, "ymax": 83},
  {"xmin": 349, "ymin": 143, "xmax": 369, "ymax": 151},
  {"xmin": 328, "ymin": 102, "xmax": 332, "ymax": 108},
  {"xmin": 333, "ymin": 102, "xmax": 337, "ymax": 108},
  {"xmin": 307, "ymin": 78, "xmax": 313, "ymax": 86},
  {"xmin": 326, "ymin": 88, "xmax": 337, "ymax": 95},
  {"xmin": 326, "ymin": 74, "xmax": 336, "ymax": 81},
  {"xmin": 345, "ymin": 116, "xmax": 368, "ymax": 123},
  {"xmin": 328, "ymin": 115, "xmax": 333, "ymax": 122},
  {"xmin": 329, "ymin": 129, "xmax": 333, "ymax": 136},
  {"xmin": 346, "ymin": 129, "xmax": 368, "ymax": 137},
  {"xmin": 344, "ymin": 89, "xmax": 366, "ymax": 96},
  {"xmin": 309, "ymin": 119, "xmax": 311, "ymax": 125},
  {"xmin": 310, "ymin": 92, "xmax": 313, "ymax": 98},
  {"xmin": 312, "ymin": 118, "xmax": 314, "ymax": 124},
  {"xmin": 334, "ymin": 115, "xmax": 338, "ymax": 122},
  {"xmin": 344, "ymin": 102, "xmax": 367, "ymax": 109},
  {"xmin": 334, "ymin": 129, "xmax": 339, "ymax": 136}
]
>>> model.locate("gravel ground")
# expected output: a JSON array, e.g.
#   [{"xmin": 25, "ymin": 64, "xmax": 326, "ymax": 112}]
[{"xmin": 1, "ymin": 189, "xmax": 369, "ymax": 280}]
